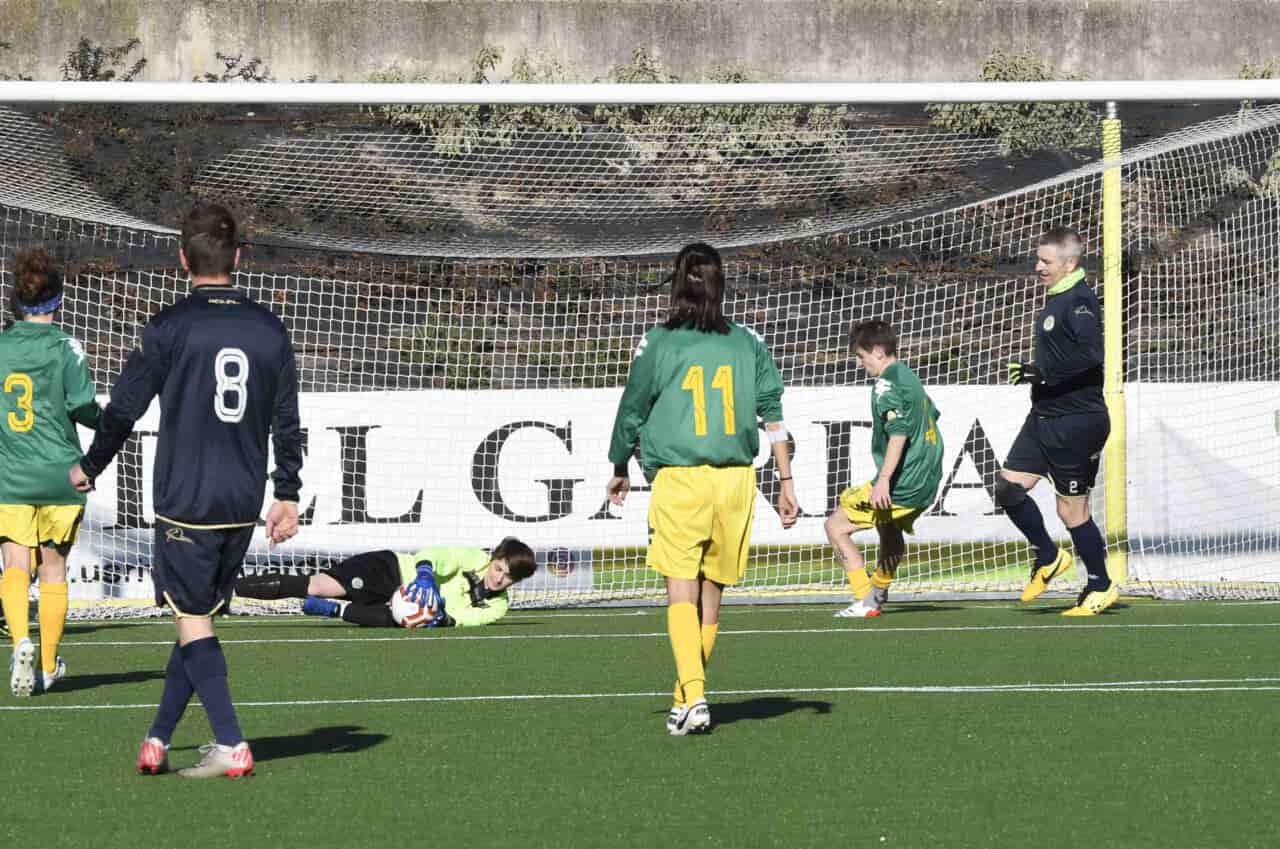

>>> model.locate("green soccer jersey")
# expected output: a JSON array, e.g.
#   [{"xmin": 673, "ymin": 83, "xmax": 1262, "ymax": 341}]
[
  {"xmin": 0, "ymin": 322, "xmax": 101, "ymax": 505},
  {"xmin": 608, "ymin": 322, "xmax": 785, "ymax": 482},
  {"xmin": 871, "ymin": 361, "xmax": 943, "ymax": 508},
  {"xmin": 395, "ymin": 546, "xmax": 509, "ymax": 628}
]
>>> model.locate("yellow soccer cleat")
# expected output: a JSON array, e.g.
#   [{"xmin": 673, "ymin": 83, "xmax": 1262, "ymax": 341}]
[
  {"xmin": 1019, "ymin": 548, "xmax": 1073, "ymax": 602},
  {"xmin": 1061, "ymin": 583, "xmax": 1120, "ymax": 617}
]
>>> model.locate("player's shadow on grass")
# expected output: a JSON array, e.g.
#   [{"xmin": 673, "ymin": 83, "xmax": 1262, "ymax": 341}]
[
  {"xmin": 246, "ymin": 725, "xmax": 390, "ymax": 762},
  {"xmin": 1024, "ymin": 602, "xmax": 1130, "ymax": 615},
  {"xmin": 46, "ymin": 669, "xmax": 166, "ymax": 693},
  {"xmin": 704, "ymin": 697, "xmax": 833, "ymax": 726},
  {"xmin": 61, "ymin": 622, "xmax": 157, "ymax": 636}
]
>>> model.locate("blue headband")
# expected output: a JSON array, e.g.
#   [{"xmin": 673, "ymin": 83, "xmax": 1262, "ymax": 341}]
[{"xmin": 20, "ymin": 292, "xmax": 63, "ymax": 315}]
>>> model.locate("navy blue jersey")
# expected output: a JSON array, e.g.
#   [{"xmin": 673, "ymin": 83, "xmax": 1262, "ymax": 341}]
[
  {"xmin": 1030, "ymin": 273, "xmax": 1106, "ymax": 417},
  {"xmin": 81, "ymin": 285, "xmax": 303, "ymax": 525}
]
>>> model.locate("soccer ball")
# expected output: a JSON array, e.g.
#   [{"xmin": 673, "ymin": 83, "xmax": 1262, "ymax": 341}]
[{"xmin": 390, "ymin": 583, "xmax": 439, "ymax": 629}]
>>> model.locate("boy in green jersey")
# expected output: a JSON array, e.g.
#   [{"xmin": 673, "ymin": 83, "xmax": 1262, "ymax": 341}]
[
  {"xmin": 607, "ymin": 243, "xmax": 798, "ymax": 735},
  {"xmin": 234, "ymin": 537, "xmax": 537, "ymax": 628},
  {"xmin": 825, "ymin": 320, "xmax": 943, "ymax": 618},
  {"xmin": 0, "ymin": 247, "xmax": 101, "ymax": 695}
]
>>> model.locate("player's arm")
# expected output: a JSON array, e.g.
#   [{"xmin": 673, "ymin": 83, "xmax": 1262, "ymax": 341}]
[
  {"xmin": 75, "ymin": 321, "xmax": 169, "ymax": 486},
  {"xmin": 449, "ymin": 595, "xmax": 509, "ymax": 628},
  {"xmin": 606, "ymin": 332, "xmax": 658, "ymax": 505},
  {"xmin": 871, "ymin": 435, "xmax": 908, "ymax": 509},
  {"xmin": 1041, "ymin": 300, "xmax": 1104, "ymax": 385},
  {"xmin": 267, "ymin": 339, "xmax": 304, "ymax": 545},
  {"xmin": 871, "ymin": 388, "xmax": 916, "ymax": 508},
  {"xmin": 755, "ymin": 334, "xmax": 797, "ymax": 527},
  {"xmin": 61, "ymin": 341, "xmax": 102, "ymax": 430}
]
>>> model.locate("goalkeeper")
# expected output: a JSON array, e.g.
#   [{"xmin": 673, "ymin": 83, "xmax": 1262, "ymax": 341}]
[{"xmin": 234, "ymin": 537, "xmax": 537, "ymax": 628}]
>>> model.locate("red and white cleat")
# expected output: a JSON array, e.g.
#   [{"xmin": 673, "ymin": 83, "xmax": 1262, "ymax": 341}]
[
  {"xmin": 179, "ymin": 741, "xmax": 255, "ymax": 779},
  {"xmin": 137, "ymin": 736, "xmax": 170, "ymax": 775}
]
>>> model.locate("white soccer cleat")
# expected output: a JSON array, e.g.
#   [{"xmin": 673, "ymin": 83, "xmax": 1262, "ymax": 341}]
[
  {"xmin": 178, "ymin": 741, "xmax": 255, "ymax": 778},
  {"xmin": 666, "ymin": 705, "xmax": 685, "ymax": 734},
  {"xmin": 669, "ymin": 699, "xmax": 711, "ymax": 736},
  {"xmin": 40, "ymin": 656, "xmax": 66, "ymax": 693},
  {"xmin": 834, "ymin": 601, "xmax": 882, "ymax": 618},
  {"xmin": 9, "ymin": 637, "xmax": 35, "ymax": 697}
]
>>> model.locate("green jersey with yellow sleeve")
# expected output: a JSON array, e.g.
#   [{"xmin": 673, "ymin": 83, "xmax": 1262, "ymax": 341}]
[
  {"xmin": 395, "ymin": 546, "xmax": 509, "ymax": 628},
  {"xmin": 871, "ymin": 361, "xmax": 943, "ymax": 509},
  {"xmin": 0, "ymin": 321, "xmax": 101, "ymax": 504},
  {"xmin": 608, "ymin": 322, "xmax": 784, "ymax": 482}
]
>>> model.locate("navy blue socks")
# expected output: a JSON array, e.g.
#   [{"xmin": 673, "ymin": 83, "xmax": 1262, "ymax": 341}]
[
  {"xmin": 1069, "ymin": 518, "xmax": 1110, "ymax": 591},
  {"xmin": 147, "ymin": 642, "xmax": 193, "ymax": 744},
  {"xmin": 181, "ymin": 636, "xmax": 243, "ymax": 747},
  {"xmin": 1004, "ymin": 497, "xmax": 1059, "ymax": 567}
]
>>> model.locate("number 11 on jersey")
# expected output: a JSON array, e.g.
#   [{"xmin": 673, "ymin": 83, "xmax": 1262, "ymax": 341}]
[{"xmin": 681, "ymin": 365, "xmax": 735, "ymax": 436}]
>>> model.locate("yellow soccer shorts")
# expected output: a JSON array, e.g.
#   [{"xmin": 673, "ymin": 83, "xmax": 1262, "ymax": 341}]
[
  {"xmin": 838, "ymin": 482, "xmax": 924, "ymax": 534},
  {"xmin": 647, "ymin": 465, "xmax": 757, "ymax": 586},
  {"xmin": 0, "ymin": 504, "xmax": 85, "ymax": 553}
]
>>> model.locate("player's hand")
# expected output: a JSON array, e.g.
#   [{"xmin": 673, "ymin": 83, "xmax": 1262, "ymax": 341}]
[
  {"xmin": 870, "ymin": 478, "xmax": 893, "ymax": 510},
  {"xmin": 69, "ymin": 463, "xmax": 94, "ymax": 493},
  {"xmin": 1008, "ymin": 360, "xmax": 1042, "ymax": 385},
  {"xmin": 265, "ymin": 500, "xmax": 300, "ymax": 547},
  {"xmin": 607, "ymin": 475, "xmax": 631, "ymax": 507},
  {"xmin": 426, "ymin": 606, "xmax": 452, "ymax": 628},
  {"xmin": 776, "ymin": 478, "xmax": 799, "ymax": 529},
  {"xmin": 406, "ymin": 573, "xmax": 442, "ymax": 610}
]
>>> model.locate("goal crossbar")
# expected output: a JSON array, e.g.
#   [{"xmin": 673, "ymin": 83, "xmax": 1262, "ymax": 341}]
[{"xmin": 3, "ymin": 79, "xmax": 1280, "ymax": 105}]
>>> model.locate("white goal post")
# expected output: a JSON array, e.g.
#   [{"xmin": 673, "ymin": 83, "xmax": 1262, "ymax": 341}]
[{"xmin": 0, "ymin": 80, "xmax": 1277, "ymax": 616}]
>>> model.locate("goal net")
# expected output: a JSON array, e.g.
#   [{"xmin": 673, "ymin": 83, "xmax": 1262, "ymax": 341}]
[{"xmin": 0, "ymin": 85, "xmax": 1276, "ymax": 615}]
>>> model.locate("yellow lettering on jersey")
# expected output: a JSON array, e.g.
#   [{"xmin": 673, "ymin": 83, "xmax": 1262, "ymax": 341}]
[
  {"xmin": 682, "ymin": 365, "xmax": 736, "ymax": 437},
  {"xmin": 681, "ymin": 366, "xmax": 707, "ymax": 436},
  {"xmin": 711, "ymin": 365, "xmax": 735, "ymax": 435},
  {"xmin": 923, "ymin": 399, "xmax": 938, "ymax": 445},
  {"xmin": 4, "ymin": 372, "xmax": 34, "ymax": 433}
]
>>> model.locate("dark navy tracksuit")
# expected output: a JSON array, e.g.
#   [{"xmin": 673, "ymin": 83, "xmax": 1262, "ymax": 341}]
[
  {"xmin": 1004, "ymin": 272, "xmax": 1111, "ymax": 496},
  {"xmin": 81, "ymin": 285, "xmax": 303, "ymax": 614}
]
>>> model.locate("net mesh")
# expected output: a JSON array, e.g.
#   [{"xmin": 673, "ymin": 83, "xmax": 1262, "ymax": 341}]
[{"xmin": 0, "ymin": 99, "xmax": 1276, "ymax": 617}]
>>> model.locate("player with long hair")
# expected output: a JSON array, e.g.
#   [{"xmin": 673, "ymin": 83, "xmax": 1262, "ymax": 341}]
[
  {"xmin": 0, "ymin": 246, "xmax": 101, "ymax": 696},
  {"xmin": 607, "ymin": 242, "xmax": 798, "ymax": 736}
]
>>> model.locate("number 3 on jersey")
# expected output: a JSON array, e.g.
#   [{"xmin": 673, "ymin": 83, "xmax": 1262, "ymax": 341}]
[
  {"xmin": 4, "ymin": 372, "xmax": 34, "ymax": 432},
  {"xmin": 214, "ymin": 348, "xmax": 250, "ymax": 423},
  {"xmin": 681, "ymin": 365, "xmax": 735, "ymax": 436}
]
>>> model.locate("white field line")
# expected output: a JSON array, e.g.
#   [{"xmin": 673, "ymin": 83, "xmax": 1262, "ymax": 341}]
[
  {"xmin": 55, "ymin": 620, "xmax": 1280, "ymax": 649},
  {"xmin": 4, "ymin": 677, "xmax": 1280, "ymax": 712},
  {"xmin": 70, "ymin": 600, "xmax": 1280, "ymax": 629}
]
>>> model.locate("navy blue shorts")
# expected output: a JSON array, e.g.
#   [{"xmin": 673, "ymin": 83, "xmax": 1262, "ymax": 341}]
[
  {"xmin": 152, "ymin": 519, "xmax": 256, "ymax": 616},
  {"xmin": 1004, "ymin": 411, "xmax": 1110, "ymax": 497}
]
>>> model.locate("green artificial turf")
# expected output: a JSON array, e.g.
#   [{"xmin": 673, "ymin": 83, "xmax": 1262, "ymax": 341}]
[{"xmin": 3, "ymin": 598, "xmax": 1278, "ymax": 849}]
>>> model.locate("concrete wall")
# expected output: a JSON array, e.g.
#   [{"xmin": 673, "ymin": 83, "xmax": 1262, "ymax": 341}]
[{"xmin": 1, "ymin": 1, "xmax": 1279, "ymax": 83}]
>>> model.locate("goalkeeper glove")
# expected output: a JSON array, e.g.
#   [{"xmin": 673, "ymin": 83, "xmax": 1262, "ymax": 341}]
[
  {"xmin": 1008, "ymin": 360, "xmax": 1043, "ymax": 385},
  {"xmin": 405, "ymin": 563, "xmax": 442, "ymax": 610}
]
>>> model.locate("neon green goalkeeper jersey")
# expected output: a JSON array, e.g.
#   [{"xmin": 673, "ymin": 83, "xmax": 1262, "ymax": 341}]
[
  {"xmin": 608, "ymin": 322, "xmax": 785, "ymax": 482},
  {"xmin": 871, "ymin": 361, "xmax": 944, "ymax": 509},
  {"xmin": 0, "ymin": 321, "xmax": 101, "ymax": 504},
  {"xmin": 395, "ymin": 547, "xmax": 508, "ymax": 628}
]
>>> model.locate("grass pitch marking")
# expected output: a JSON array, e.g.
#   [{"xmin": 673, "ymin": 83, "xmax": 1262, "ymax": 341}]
[
  {"xmin": 56, "ymin": 619, "xmax": 1280, "ymax": 649},
  {"xmin": 4, "ymin": 676, "xmax": 1280, "ymax": 712}
]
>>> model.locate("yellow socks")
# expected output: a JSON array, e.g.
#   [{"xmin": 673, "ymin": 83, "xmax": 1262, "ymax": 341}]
[
  {"xmin": 872, "ymin": 563, "xmax": 895, "ymax": 589},
  {"xmin": 38, "ymin": 581, "xmax": 68, "ymax": 673},
  {"xmin": 672, "ymin": 622, "xmax": 721, "ymax": 707},
  {"xmin": 1, "ymin": 567, "xmax": 32, "ymax": 644},
  {"xmin": 846, "ymin": 568, "xmax": 872, "ymax": 600},
  {"xmin": 667, "ymin": 602, "xmax": 705, "ymax": 704},
  {"xmin": 701, "ymin": 623, "xmax": 718, "ymax": 661}
]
